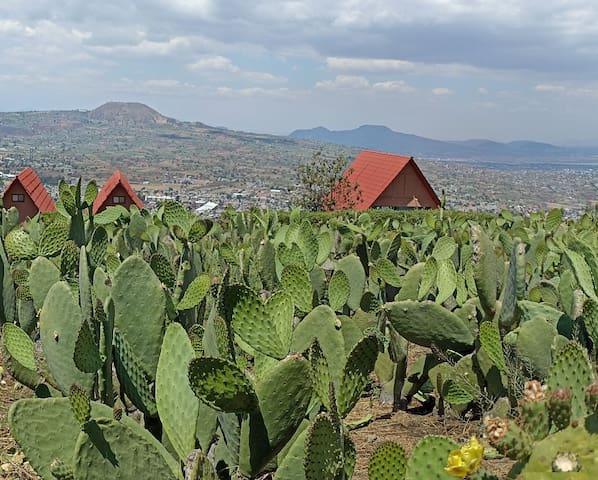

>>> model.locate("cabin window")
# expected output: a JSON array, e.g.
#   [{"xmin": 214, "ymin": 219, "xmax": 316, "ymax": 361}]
[
  {"xmin": 12, "ymin": 194, "xmax": 25, "ymax": 202},
  {"xmin": 113, "ymin": 196, "xmax": 126, "ymax": 204}
]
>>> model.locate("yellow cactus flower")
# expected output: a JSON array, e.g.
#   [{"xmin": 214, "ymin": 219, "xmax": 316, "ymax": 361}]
[
  {"xmin": 445, "ymin": 449, "xmax": 469, "ymax": 478},
  {"xmin": 445, "ymin": 437, "xmax": 484, "ymax": 478}
]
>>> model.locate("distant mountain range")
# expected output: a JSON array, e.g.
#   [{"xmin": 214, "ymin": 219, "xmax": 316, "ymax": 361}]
[{"xmin": 289, "ymin": 125, "xmax": 595, "ymax": 160}]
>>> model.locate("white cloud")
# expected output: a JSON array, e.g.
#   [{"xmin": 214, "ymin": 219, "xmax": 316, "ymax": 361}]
[
  {"xmin": 315, "ymin": 75, "xmax": 370, "ymax": 90},
  {"xmin": 90, "ymin": 36, "xmax": 192, "ymax": 57},
  {"xmin": 326, "ymin": 57, "xmax": 414, "ymax": 72},
  {"xmin": 216, "ymin": 86, "xmax": 290, "ymax": 97},
  {"xmin": 372, "ymin": 80, "xmax": 415, "ymax": 93},
  {"xmin": 315, "ymin": 75, "xmax": 415, "ymax": 94},
  {"xmin": 534, "ymin": 84, "xmax": 566, "ymax": 92},
  {"xmin": 110, "ymin": 78, "xmax": 198, "ymax": 96},
  {"xmin": 477, "ymin": 87, "xmax": 488, "ymax": 94},
  {"xmin": 432, "ymin": 87, "xmax": 452, "ymax": 95},
  {"xmin": 189, "ymin": 55, "xmax": 287, "ymax": 83},
  {"xmin": 189, "ymin": 55, "xmax": 240, "ymax": 73},
  {"xmin": 242, "ymin": 71, "xmax": 287, "ymax": 83},
  {"xmin": 156, "ymin": 0, "xmax": 214, "ymax": 18}
]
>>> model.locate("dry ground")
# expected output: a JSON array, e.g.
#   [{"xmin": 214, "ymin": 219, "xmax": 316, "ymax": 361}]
[
  {"xmin": 347, "ymin": 396, "xmax": 514, "ymax": 479},
  {"xmin": 0, "ymin": 362, "xmax": 39, "ymax": 479}
]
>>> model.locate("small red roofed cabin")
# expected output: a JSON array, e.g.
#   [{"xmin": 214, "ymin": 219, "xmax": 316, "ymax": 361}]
[
  {"xmin": 93, "ymin": 170, "xmax": 144, "ymax": 214},
  {"xmin": 3, "ymin": 168, "xmax": 56, "ymax": 222},
  {"xmin": 330, "ymin": 150, "xmax": 440, "ymax": 210}
]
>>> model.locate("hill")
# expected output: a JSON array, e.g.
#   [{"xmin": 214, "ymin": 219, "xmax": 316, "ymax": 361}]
[
  {"xmin": 88, "ymin": 102, "xmax": 171, "ymax": 126},
  {"xmin": 0, "ymin": 103, "xmax": 353, "ymax": 198},
  {"xmin": 290, "ymin": 124, "xmax": 568, "ymax": 160}
]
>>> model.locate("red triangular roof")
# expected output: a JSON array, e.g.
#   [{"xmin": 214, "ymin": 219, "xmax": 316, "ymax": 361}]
[
  {"xmin": 4, "ymin": 167, "xmax": 56, "ymax": 212},
  {"xmin": 332, "ymin": 150, "xmax": 440, "ymax": 210},
  {"xmin": 93, "ymin": 170, "xmax": 144, "ymax": 214}
]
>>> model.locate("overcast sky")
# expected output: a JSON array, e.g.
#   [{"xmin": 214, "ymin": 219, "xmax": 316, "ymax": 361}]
[{"xmin": 1, "ymin": 0, "xmax": 598, "ymax": 144}]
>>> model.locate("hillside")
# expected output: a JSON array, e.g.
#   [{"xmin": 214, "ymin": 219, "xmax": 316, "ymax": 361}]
[
  {"xmin": 88, "ymin": 102, "xmax": 172, "ymax": 126},
  {"xmin": 1, "ymin": 103, "xmax": 598, "ymax": 216},
  {"xmin": 0, "ymin": 103, "xmax": 354, "ymax": 199},
  {"xmin": 290, "ymin": 124, "xmax": 572, "ymax": 160}
]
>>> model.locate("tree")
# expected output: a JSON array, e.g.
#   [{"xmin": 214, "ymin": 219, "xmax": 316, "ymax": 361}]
[{"xmin": 292, "ymin": 151, "xmax": 363, "ymax": 211}]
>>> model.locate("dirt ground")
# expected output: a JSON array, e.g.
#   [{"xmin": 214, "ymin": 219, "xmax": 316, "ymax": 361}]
[
  {"xmin": 347, "ymin": 396, "xmax": 514, "ymax": 479},
  {"xmin": 0, "ymin": 357, "xmax": 514, "ymax": 480},
  {"xmin": 0, "ymin": 364, "xmax": 38, "ymax": 479}
]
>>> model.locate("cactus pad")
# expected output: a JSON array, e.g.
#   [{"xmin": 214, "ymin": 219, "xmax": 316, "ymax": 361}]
[
  {"xmin": 375, "ymin": 258, "xmax": 402, "ymax": 287},
  {"xmin": 336, "ymin": 254, "xmax": 366, "ymax": 311},
  {"xmin": 40, "ymin": 281, "xmax": 94, "ymax": 394},
  {"xmin": 256, "ymin": 354, "xmax": 313, "ymax": 449},
  {"xmin": 385, "ymin": 300, "xmax": 474, "ymax": 351},
  {"xmin": 38, "ymin": 220, "xmax": 70, "ymax": 257},
  {"xmin": 337, "ymin": 334, "xmax": 379, "ymax": 417},
  {"xmin": 73, "ymin": 417, "xmax": 178, "ymax": 480},
  {"xmin": 2, "ymin": 323, "xmax": 36, "ymax": 371},
  {"xmin": 29, "ymin": 256, "xmax": 61, "ymax": 310},
  {"xmin": 281, "ymin": 264, "xmax": 313, "ymax": 312},
  {"xmin": 113, "ymin": 330, "xmax": 158, "ymax": 417},
  {"xmin": 177, "ymin": 273, "xmax": 211, "ymax": 311},
  {"xmin": 304, "ymin": 413, "xmax": 342, "ymax": 480},
  {"xmin": 156, "ymin": 323, "xmax": 200, "ymax": 462},
  {"xmin": 188, "ymin": 357, "xmax": 258, "ymax": 413},
  {"xmin": 479, "ymin": 322, "xmax": 506, "ymax": 372},
  {"xmin": 232, "ymin": 290, "xmax": 292, "ymax": 359},
  {"xmin": 308, "ymin": 338, "xmax": 332, "ymax": 411},
  {"xmin": 328, "ymin": 270, "xmax": 350, "ymax": 312},
  {"xmin": 150, "ymin": 253, "xmax": 176, "ymax": 289},
  {"xmin": 368, "ymin": 441, "xmax": 407, "ymax": 480},
  {"xmin": 5, "ymin": 229, "xmax": 37, "ymax": 260},
  {"xmin": 69, "ymin": 384, "xmax": 91, "ymax": 427},
  {"xmin": 405, "ymin": 435, "xmax": 459, "ymax": 480},
  {"xmin": 73, "ymin": 321, "xmax": 103, "ymax": 374},
  {"xmin": 547, "ymin": 341, "xmax": 595, "ymax": 420},
  {"xmin": 112, "ymin": 255, "xmax": 166, "ymax": 377}
]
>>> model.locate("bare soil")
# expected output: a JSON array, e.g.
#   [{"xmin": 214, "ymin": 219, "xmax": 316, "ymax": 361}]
[
  {"xmin": 0, "ymin": 360, "xmax": 39, "ymax": 479},
  {"xmin": 347, "ymin": 396, "xmax": 514, "ymax": 479}
]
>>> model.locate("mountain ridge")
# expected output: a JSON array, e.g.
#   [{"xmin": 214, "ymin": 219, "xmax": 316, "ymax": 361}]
[{"xmin": 290, "ymin": 124, "xmax": 573, "ymax": 159}]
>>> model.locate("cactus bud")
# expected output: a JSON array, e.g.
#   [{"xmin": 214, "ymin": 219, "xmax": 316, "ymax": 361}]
[
  {"xmin": 521, "ymin": 380, "xmax": 547, "ymax": 403},
  {"xmin": 548, "ymin": 387, "xmax": 573, "ymax": 431},
  {"xmin": 585, "ymin": 380, "xmax": 598, "ymax": 414},
  {"xmin": 484, "ymin": 416, "xmax": 532, "ymax": 461},
  {"xmin": 518, "ymin": 380, "xmax": 550, "ymax": 441}
]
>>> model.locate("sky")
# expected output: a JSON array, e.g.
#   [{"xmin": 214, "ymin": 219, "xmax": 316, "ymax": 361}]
[{"xmin": 1, "ymin": 1, "xmax": 598, "ymax": 144}]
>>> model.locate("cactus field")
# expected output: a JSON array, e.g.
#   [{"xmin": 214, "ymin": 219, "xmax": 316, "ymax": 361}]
[{"xmin": 3, "ymin": 179, "xmax": 598, "ymax": 479}]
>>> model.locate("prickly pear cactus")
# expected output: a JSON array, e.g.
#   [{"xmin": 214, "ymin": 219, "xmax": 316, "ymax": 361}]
[
  {"xmin": 368, "ymin": 441, "xmax": 407, "ymax": 480},
  {"xmin": 9, "ymin": 397, "xmax": 179, "ymax": 480},
  {"xmin": 73, "ymin": 417, "xmax": 178, "ymax": 480},
  {"xmin": 188, "ymin": 357, "xmax": 258, "ymax": 413},
  {"xmin": 303, "ymin": 413, "xmax": 343, "ymax": 480},
  {"xmin": 111, "ymin": 255, "xmax": 166, "ymax": 378},
  {"xmin": 405, "ymin": 435, "xmax": 459, "ymax": 480},
  {"xmin": 5, "ymin": 229, "xmax": 37, "ymax": 260},
  {"xmin": 232, "ymin": 290, "xmax": 293, "ymax": 360},
  {"xmin": 39, "ymin": 281, "xmax": 95, "ymax": 394},
  {"xmin": 547, "ymin": 341, "xmax": 595, "ymax": 420},
  {"xmin": 521, "ymin": 417, "xmax": 598, "ymax": 477},
  {"xmin": 156, "ymin": 323, "xmax": 200, "ymax": 462},
  {"xmin": 385, "ymin": 300, "xmax": 474, "ymax": 352}
]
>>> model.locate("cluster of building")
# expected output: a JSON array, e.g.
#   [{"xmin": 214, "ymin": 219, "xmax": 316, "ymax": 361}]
[
  {"xmin": 3, "ymin": 168, "xmax": 143, "ymax": 222},
  {"xmin": 1, "ymin": 150, "xmax": 440, "ymax": 223}
]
